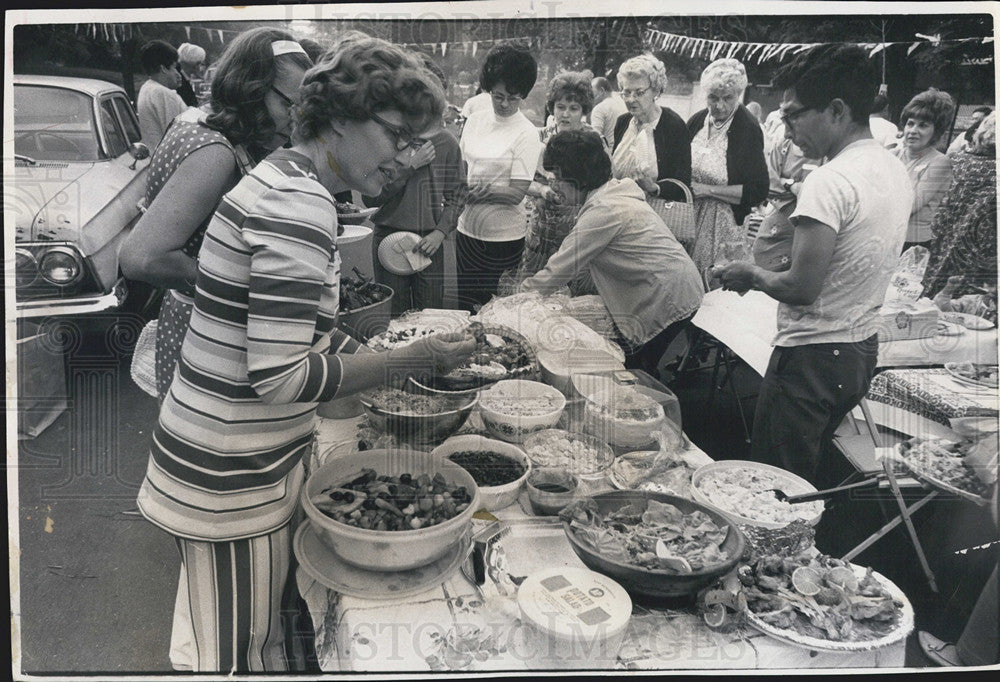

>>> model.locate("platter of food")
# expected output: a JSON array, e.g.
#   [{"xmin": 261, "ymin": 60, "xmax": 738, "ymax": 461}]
[
  {"xmin": 366, "ymin": 309, "xmax": 470, "ymax": 352},
  {"xmin": 334, "ymin": 201, "xmax": 378, "ymax": 225},
  {"xmin": 893, "ymin": 437, "xmax": 993, "ymax": 506},
  {"xmin": 607, "ymin": 450, "xmax": 694, "ymax": 497},
  {"xmin": 944, "ymin": 362, "xmax": 999, "ymax": 389},
  {"xmin": 691, "ymin": 461, "xmax": 825, "ymax": 529},
  {"xmin": 425, "ymin": 323, "xmax": 537, "ymax": 391},
  {"xmin": 741, "ymin": 553, "xmax": 913, "ymax": 653}
]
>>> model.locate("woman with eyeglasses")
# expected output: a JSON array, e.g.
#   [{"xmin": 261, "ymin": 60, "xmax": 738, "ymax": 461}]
[
  {"xmin": 121, "ymin": 27, "xmax": 313, "ymax": 403},
  {"xmin": 135, "ymin": 36, "xmax": 476, "ymax": 672},
  {"xmin": 455, "ymin": 42, "xmax": 543, "ymax": 311},
  {"xmin": 686, "ymin": 58, "xmax": 769, "ymax": 275},
  {"xmin": 611, "ymin": 54, "xmax": 692, "ymax": 204}
]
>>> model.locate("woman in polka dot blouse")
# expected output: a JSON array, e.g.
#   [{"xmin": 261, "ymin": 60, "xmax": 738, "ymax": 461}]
[{"xmin": 121, "ymin": 27, "xmax": 313, "ymax": 401}]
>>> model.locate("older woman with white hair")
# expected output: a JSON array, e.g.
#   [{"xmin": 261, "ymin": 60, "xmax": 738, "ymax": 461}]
[
  {"xmin": 686, "ymin": 58, "xmax": 768, "ymax": 274},
  {"xmin": 611, "ymin": 54, "xmax": 692, "ymax": 203},
  {"xmin": 176, "ymin": 42, "xmax": 207, "ymax": 106}
]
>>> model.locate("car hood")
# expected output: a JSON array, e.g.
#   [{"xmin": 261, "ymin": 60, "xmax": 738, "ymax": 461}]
[{"xmin": 13, "ymin": 161, "xmax": 104, "ymax": 243}]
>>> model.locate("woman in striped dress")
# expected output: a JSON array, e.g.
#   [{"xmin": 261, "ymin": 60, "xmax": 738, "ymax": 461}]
[{"xmin": 136, "ymin": 37, "xmax": 476, "ymax": 672}]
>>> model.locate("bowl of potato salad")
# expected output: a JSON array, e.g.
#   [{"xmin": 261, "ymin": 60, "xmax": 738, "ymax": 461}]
[
  {"xmin": 523, "ymin": 429, "xmax": 615, "ymax": 481},
  {"xmin": 690, "ymin": 461, "xmax": 825, "ymax": 529}
]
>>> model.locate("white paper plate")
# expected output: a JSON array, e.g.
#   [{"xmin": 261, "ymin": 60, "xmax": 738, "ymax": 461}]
[
  {"xmin": 940, "ymin": 311, "xmax": 995, "ymax": 330},
  {"xmin": 337, "ymin": 223, "xmax": 373, "ymax": 244},
  {"xmin": 377, "ymin": 231, "xmax": 431, "ymax": 275},
  {"xmin": 294, "ymin": 520, "xmax": 472, "ymax": 599},
  {"xmin": 746, "ymin": 564, "xmax": 914, "ymax": 653}
]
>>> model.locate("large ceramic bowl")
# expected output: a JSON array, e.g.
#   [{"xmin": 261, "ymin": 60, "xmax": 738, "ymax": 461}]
[
  {"xmin": 690, "ymin": 461, "xmax": 825, "ymax": 529},
  {"xmin": 357, "ymin": 389, "xmax": 477, "ymax": 446},
  {"xmin": 560, "ymin": 490, "xmax": 745, "ymax": 599},
  {"xmin": 301, "ymin": 449, "xmax": 480, "ymax": 572},
  {"xmin": 431, "ymin": 434, "xmax": 531, "ymax": 512},
  {"xmin": 522, "ymin": 429, "xmax": 615, "ymax": 481},
  {"xmin": 478, "ymin": 379, "xmax": 567, "ymax": 443}
]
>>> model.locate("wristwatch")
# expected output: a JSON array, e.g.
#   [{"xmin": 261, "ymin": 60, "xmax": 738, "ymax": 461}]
[{"xmin": 782, "ymin": 179, "xmax": 795, "ymax": 192}]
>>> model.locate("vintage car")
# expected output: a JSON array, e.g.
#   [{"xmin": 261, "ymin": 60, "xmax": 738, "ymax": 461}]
[{"xmin": 12, "ymin": 74, "xmax": 154, "ymax": 322}]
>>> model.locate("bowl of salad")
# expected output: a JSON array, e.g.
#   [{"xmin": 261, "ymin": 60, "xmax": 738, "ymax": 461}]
[
  {"xmin": 358, "ymin": 387, "xmax": 478, "ymax": 446},
  {"xmin": 559, "ymin": 490, "xmax": 745, "ymax": 599},
  {"xmin": 479, "ymin": 379, "xmax": 567, "ymax": 443},
  {"xmin": 302, "ymin": 449, "xmax": 480, "ymax": 571},
  {"xmin": 432, "ymin": 434, "xmax": 531, "ymax": 511}
]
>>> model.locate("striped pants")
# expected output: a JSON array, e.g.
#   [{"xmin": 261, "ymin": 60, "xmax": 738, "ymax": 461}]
[{"xmin": 169, "ymin": 525, "xmax": 292, "ymax": 672}]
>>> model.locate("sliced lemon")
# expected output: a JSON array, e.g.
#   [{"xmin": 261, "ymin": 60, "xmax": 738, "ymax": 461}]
[
  {"xmin": 702, "ymin": 603, "xmax": 727, "ymax": 628},
  {"xmin": 791, "ymin": 566, "xmax": 823, "ymax": 596},
  {"xmin": 825, "ymin": 566, "xmax": 859, "ymax": 591}
]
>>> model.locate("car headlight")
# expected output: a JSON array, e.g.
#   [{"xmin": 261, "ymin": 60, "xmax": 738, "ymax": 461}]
[
  {"xmin": 39, "ymin": 247, "xmax": 82, "ymax": 285},
  {"xmin": 15, "ymin": 248, "xmax": 39, "ymax": 288}
]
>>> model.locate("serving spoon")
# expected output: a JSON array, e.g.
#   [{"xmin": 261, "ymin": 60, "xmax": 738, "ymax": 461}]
[{"xmin": 769, "ymin": 476, "xmax": 884, "ymax": 504}]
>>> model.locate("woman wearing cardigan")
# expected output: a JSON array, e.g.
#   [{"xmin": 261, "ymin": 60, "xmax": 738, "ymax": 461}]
[
  {"xmin": 610, "ymin": 54, "xmax": 692, "ymax": 204},
  {"xmin": 686, "ymin": 58, "xmax": 769, "ymax": 274}
]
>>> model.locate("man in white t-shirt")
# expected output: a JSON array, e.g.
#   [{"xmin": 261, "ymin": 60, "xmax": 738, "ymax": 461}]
[
  {"xmin": 869, "ymin": 93, "xmax": 900, "ymax": 148},
  {"xmin": 136, "ymin": 40, "xmax": 188, "ymax": 150},
  {"xmin": 589, "ymin": 77, "xmax": 628, "ymax": 149},
  {"xmin": 714, "ymin": 45, "xmax": 913, "ymax": 485}
]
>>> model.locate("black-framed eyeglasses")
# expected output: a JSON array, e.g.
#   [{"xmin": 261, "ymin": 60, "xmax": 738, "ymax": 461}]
[
  {"xmin": 780, "ymin": 106, "xmax": 815, "ymax": 129},
  {"xmin": 369, "ymin": 111, "xmax": 425, "ymax": 152},
  {"xmin": 489, "ymin": 90, "xmax": 523, "ymax": 105},
  {"xmin": 271, "ymin": 86, "xmax": 295, "ymax": 108}
]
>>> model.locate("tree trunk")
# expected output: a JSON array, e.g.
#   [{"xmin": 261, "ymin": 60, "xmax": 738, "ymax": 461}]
[{"xmin": 120, "ymin": 38, "xmax": 139, "ymax": 103}]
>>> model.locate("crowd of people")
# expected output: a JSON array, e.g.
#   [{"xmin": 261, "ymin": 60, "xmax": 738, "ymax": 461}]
[{"xmin": 118, "ymin": 29, "xmax": 996, "ymax": 672}]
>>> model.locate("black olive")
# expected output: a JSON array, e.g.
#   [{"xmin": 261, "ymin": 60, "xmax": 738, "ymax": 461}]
[
  {"xmin": 330, "ymin": 491, "xmax": 344, "ymax": 501},
  {"xmin": 343, "ymin": 492, "xmax": 355, "ymax": 503},
  {"xmin": 400, "ymin": 473, "xmax": 412, "ymax": 484},
  {"xmin": 387, "ymin": 484, "xmax": 397, "ymax": 495},
  {"xmin": 363, "ymin": 498, "xmax": 378, "ymax": 510}
]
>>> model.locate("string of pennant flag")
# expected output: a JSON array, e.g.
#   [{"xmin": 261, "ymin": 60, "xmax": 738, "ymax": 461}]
[
  {"xmin": 643, "ymin": 27, "xmax": 995, "ymax": 64},
  {"xmin": 77, "ymin": 22, "xmax": 536, "ymax": 58}
]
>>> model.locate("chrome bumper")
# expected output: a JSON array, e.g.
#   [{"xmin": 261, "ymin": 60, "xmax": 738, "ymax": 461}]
[{"xmin": 16, "ymin": 279, "xmax": 127, "ymax": 319}]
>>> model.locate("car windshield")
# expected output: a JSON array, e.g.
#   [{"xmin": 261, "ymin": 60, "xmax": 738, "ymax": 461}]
[{"xmin": 14, "ymin": 85, "xmax": 102, "ymax": 161}]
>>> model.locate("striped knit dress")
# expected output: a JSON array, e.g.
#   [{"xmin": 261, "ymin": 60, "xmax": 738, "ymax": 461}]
[{"xmin": 137, "ymin": 148, "xmax": 362, "ymax": 542}]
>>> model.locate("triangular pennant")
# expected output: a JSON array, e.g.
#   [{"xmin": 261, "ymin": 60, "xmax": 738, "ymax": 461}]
[
  {"xmin": 185, "ymin": 26, "xmax": 191, "ymax": 41},
  {"xmin": 441, "ymin": 42, "xmax": 447, "ymax": 57},
  {"xmin": 710, "ymin": 40, "xmax": 724, "ymax": 60},
  {"xmin": 472, "ymin": 42, "xmax": 478, "ymax": 58},
  {"xmin": 217, "ymin": 30, "xmax": 224, "ymax": 44},
  {"xmin": 869, "ymin": 44, "xmax": 885, "ymax": 57}
]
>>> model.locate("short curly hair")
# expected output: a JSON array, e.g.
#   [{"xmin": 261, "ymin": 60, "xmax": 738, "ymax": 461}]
[
  {"xmin": 542, "ymin": 128, "xmax": 612, "ymax": 194},
  {"xmin": 547, "ymin": 71, "xmax": 595, "ymax": 116},
  {"xmin": 900, "ymin": 88, "xmax": 956, "ymax": 144},
  {"xmin": 294, "ymin": 36, "xmax": 445, "ymax": 142},
  {"xmin": 479, "ymin": 42, "xmax": 537, "ymax": 98},
  {"xmin": 700, "ymin": 58, "xmax": 748, "ymax": 97},
  {"xmin": 616, "ymin": 54, "xmax": 668, "ymax": 96},
  {"xmin": 971, "ymin": 111, "xmax": 996, "ymax": 155},
  {"xmin": 773, "ymin": 44, "xmax": 878, "ymax": 124},
  {"xmin": 204, "ymin": 27, "xmax": 313, "ymax": 156}
]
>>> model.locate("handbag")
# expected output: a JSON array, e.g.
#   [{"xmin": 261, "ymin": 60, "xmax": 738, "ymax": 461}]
[
  {"xmin": 647, "ymin": 178, "xmax": 696, "ymax": 251},
  {"xmin": 130, "ymin": 319, "xmax": 159, "ymax": 398}
]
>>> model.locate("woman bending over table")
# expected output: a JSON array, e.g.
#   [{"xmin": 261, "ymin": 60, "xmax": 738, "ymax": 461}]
[
  {"xmin": 136, "ymin": 37, "xmax": 476, "ymax": 673},
  {"xmin": 686, "ymin": 58, "xmax": 768, "ymax": 275},
  {"xmin": 893, "ymin": 88, "xmax": 955, "ymax": 251},
  {"xmin": 521, "ymin": 129, "xmax": 704, "ymax": 379}
]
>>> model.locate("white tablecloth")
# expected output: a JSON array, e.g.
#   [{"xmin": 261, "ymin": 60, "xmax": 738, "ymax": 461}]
[
  {"xmin": 691, "ymin": 289, "xmax": 998, "ymax": 376},
  {"xmin": 296, "ymin": 415, "xmax": 907, "ymax": 673}
]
